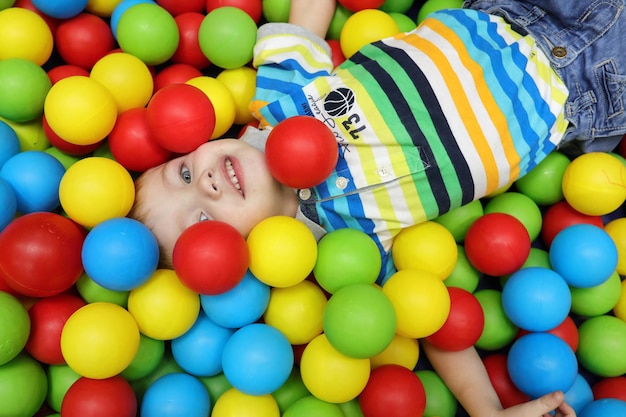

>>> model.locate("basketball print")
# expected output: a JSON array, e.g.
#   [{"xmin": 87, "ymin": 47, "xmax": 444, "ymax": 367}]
[{"xmin": 324, "ymin": 87, "xmax": 355, "ymax": 117}]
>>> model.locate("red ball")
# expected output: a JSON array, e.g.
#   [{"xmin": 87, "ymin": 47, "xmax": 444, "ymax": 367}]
[
  {"xmin": 146, "ymin": 83, "xmax": 216, "ymax": 154},
  {"xmin": 338, "ymin": 0, "xmax": 386, "ymax": 12},
  {"xmin": 265, "ymin": 116, "xmax": 338, "ymax": 189},
  {"xmin": 47, "ymin": 65, "xmax": 90, "ymax": 85},
  {"xmin": 483, "ymin": 354, "xmax": 530, "ymax": 408},
  {"xmin": 425, "ymin": 287, "xmax": 484, "ymax": 351},
  {"xmin": 517, "ymin": 315, "xmax": 579, "ymax": 353},
  {"xmin": 108, "ymin": 107, "xmax": 172, "ymax": 172},
  {"xmin": 206, "ymin": 0, "xmax": 262, "ymax": 22},
  {"xmin": 464, "ymin": 213, "xmax": 531, "ymax": 277},
  {"xmin": 154, "ymin": 64, "xmax": 203, "ymax": 91},
  {"xmin": 43, "ymin": 115, "xmax": 102, "ymax": 156},
  {"xmin": 0, "ymin": 212, "xmax": 86, "ymax": 297},
  {"xmin": 54, "ymin": 13, "xmax": 115, "ymax": 70},
  {"xmin": 592, "ymin": 377, "xmax": 626, "ymax": 401},
  {"xmin": 541, "ymin": 201, "xmax": 604, "ymax": 247},
  {"xmin": 327, "ymin": 39, "xmax": 346, "ymax": 68},
  {"xmin": 25, "ymin": 293, "xmax": 86, "ymax": 364},
  {"xmin": 172, "ymin": 220, "xmax": 250, "ymax": 295},
  {"xmin": 172, "ymin": 12, "xmax": 211, "ymax": 69},
  {"xmin": 359, "ymin": 364, "xmax": 426, "ymax": 417},
  {"xmin": 156, "ymin": 0, "xmax": 205, "ymax": 15},
  {"xmin": 61, "ymin": 376, "xmax": 137, "ymax": 417}
]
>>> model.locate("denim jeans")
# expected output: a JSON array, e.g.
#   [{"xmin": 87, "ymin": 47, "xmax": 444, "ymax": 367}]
[{"xmin": 463, "ymin": 0, "xmax": 626, "ymax": 155}]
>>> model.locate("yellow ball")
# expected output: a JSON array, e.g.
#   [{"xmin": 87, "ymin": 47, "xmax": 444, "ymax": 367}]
[
  {"xmin": 604, "ymin": 218, "xmax": 626, "ymax": 276},
  {"xmin": 59, "ymin": 156, "xmax": 135, "ymax": 228},
  {"xmin": 340, "ymin": 9, "xmax": 399, "ymax": 58},
  {"xmin": 614, "ymin": 279, "xmax": 626, "ymax": 321},
  {"xmin": 186, "ymin": 76, "xmax": 236, "ymax": 139},
  {"xmin": 216, "ymin": 67, "xmax": 257, "ymax": 125},
  {"xmin": 90, "ymin": 52, "xmax": 154, "ymax": 113},
  {"xmin": 127, "ymin": 269, "xmax": 200, "ymax": 340},
  {"xmin": 392, "ymin": 221, "xmax": 458, "ymax": 279},
  {"xmin": 562, "ymin": 152, "xmax": 626, "ymax": 216},
  {"xmin": 211, "ymin": 388, "xmax": 280, "ymax": 417},
  {"xmin": 263, "ymin": 280, "xmax": 327, "ymax": 345},
  {"xmin": 86, "ymin": 0, "xmax": 122, "ymax": 16},
  {"xmin": 247, "ymin": 216, "xmax": 318, "ymax": 288},
  {"xmin": 44, "ymin": 76, "xmax": 118, "ymax": 145},
  {"xmin": 382, "ymin": 269, "xmax": 451, "ymax": 339},
  {"xmin": 370, "ymin": 333, "xmax": 420, "ymax": 370},
  {"xmin": 0, "ymin": 8, "xmax": 53, "ymax": 66},
  {"xmin": 61, "ymin": 302, "xmax": 140, "ymax": 379},
  {"xmin": 300, "ymin": 334, "xmax": 370, "ymax": 403}
]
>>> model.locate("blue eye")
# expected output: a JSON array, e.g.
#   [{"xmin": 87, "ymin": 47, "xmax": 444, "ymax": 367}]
[{"xmin": 180, "ymin": 165, "xmax": 191, "ymax": 183}]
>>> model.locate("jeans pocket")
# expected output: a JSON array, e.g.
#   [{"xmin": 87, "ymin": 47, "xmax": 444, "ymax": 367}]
[{"xmin": 596, "ymin": 59, "xmax": 626, "ymax": 119}]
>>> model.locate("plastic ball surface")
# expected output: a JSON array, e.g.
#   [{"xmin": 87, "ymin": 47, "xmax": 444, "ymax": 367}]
[
  {"xmin": 564, "ymin": 374, "xmax": 594, "ymax": 416},
  {"xmin": 580, "ymin": 399, "xmax": 626, "ymax": 417},
  {"xmin": 61, "ymin": 302, "xmax": 140, "ymax": 379},
  {"xmin": 110, "ymin": 0, "xmax": 156, "ymax": 37},
  {"xmin": 541, "ymin": 200, "xmax": 603, "ymax": 247},
  {"xmin": 141, "ymin": 373, "xmax": 211, "ymax": 417},
  {"xmin": 216, "ymin": 66, "xmax": 257, "ymax": 125},
  {"xmin": 247, "ymin": 215, "xmax": 318, "ymax": 288},
  {"xmin": 283, "ymin": 395, "xmax": 345, "ymax": 417},
  {"xmin": 82, "ymin": 217, "xmax": 159, "ymax": 292},
  {"xmin": 0, "ymin": 292, "xmax": 30, "ymax": 366},
  {"xmin": 0, "ymin": 58, "xmax": 52, "ymax": 123},
  {"xmin": 549, "ymin": 224, "xmax": 618, "ymax": 288},
  {"xmin": 265, "ymin": 116, "xmax": 339, "ymax": 189},
  {"xmin": 54, "ymin": 12, "xmax": 115, "ymax": 69},
  {"xmin": 31, "ymin": 0, "xmax": 88, "ymax": 19},
  {"xmin": 483, "ymin": 354, "xmax": 530, "ymax": 409},
  {"xmin": 340, "ymin": 9, "xmax": 399, "ymax": 58},
  {"xmin": 515, "ymin": 151, "xmax": 570, "ymax": 205},
  {"xmin": 0, "ymin": 353, "xmax": 48, "ymax": 417},
  {"xmin": 173, "ymin": 220, "xmax": 249, "ymax": 295},
  {"xmin": 474, "ymin": 289, "xmax": 518, "ymax": 351},
  {"xmin": 0, "ymin": 120, "xmax": 20, "ymax": 167},
  {"xmin": 0, "ymin": 150, "xmax": 65, "ymax": 213},
  {"xmin": 484, "ymin": 191, "xmax": 543, "ymax": 242},
  {"xmin": 592, "ymin": 377, "xmax": 626, "ymax": 401},
  {"xmin": 358, "ymin": 364, "xmax": 426, "ymax": 417},
  {"xmin": 314, "ymin": 228, "xmax": 381, "ymax": 293},
  {"xmin": 60, "ymin": 375, "xmax": 137, "ymax": 417},
  {"xmin": 198, "ymin": 6, "xmax": 257, "ymax": 69},
  {"xmin": 171, "ymin": 12, "xmax": 211, "ymax": 69},
  {"xmin": 0, "ymin": 212, "xmax": 85, "ymax": 297},
  {"xmin": 0, "ymin": 178, "xmax": 16, "ymax": 231},
  {"xmin": 59, "ymin": 156, "xmax": 135, "ymax": 228},
  {"xmin": 507, "ymin": 332, "xmax": 578, "ymax": 399},
  {"xmin": 0, "ymin": 7, "xmax": 53, "ymax": 65},
  {"xmin": 501, "ymin": 267, "xmax": 571, "ymax": 332},
  {"xmin": 414, "ymin": 369, "xmax": 458, "ymax": 417},
  {"xmin": 338, "ymin": 0, "xmax": 385, "ymax": 12},
  {"xmin": 211, "ymin": 388, "xmax": 280, "ymax": 417},
  {"xmin": 577, "ymin": 315, "xmax": 626, "ymax": 377}
]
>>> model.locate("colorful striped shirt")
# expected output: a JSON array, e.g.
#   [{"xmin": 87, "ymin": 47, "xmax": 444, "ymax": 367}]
[{"xmin": 249, "ymin": 8, "xmax": 569, "ymax": 278}]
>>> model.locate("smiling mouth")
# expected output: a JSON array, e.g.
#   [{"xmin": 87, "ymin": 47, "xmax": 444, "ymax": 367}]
[{"xmin": 225, "ymin": 158, "xmax": 243, "ymax": 195}]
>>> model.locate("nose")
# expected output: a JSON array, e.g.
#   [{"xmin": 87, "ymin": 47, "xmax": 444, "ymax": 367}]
[{"xmin": 197, "ymin": 169, "xmax": 221, "ymax": 199}]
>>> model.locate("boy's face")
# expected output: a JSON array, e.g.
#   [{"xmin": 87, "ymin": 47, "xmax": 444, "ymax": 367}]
[{"xmin": 134, "ymin": 138, "xmax": 298, "ymax": 258}]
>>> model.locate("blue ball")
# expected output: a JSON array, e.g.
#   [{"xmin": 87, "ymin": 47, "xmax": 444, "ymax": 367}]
[
  {"xmin": 81, "ymin": 217, "xmax": 159, "ymax": 291},
  {"xmin": 564, "ymin": 374, "xmax": 594, "ymax": 416},
  {"xmin": 0, "ymin": 150, "xmax": 65, "ymax": 214},
  {"xmin": 549, "ymin": 224, "xmax": 618, "ymax": 288},
  {"xmin": 110, "ymin": 0, "xmax": 156, "ymax": 38},
  {"xmin": 0, "ymin": 178, "xmax": 16, "ymax": 232},
  {"xmin": 141, "ymin": 373, "xmax": 211, "ymax": 417},
  {"xmin": 31, "ymin": 0, "xmax": 88, "ymax": 19},
  {"xmin": 0, "ymin": 121, "xmax": 20, "ymax": 168},
  {"xmin": 502, "ymin": 267, "xmax": 571, "ymax": 332},
  {"xmin": 172, "ymin": 313, "xmax": 234, "ymax": 377},
  {"xmin": 200, "ymin": 271, "xmax": 270, "ymax": 328},
  {"xmin": 580, "ymin": 399, "xmax": 626, "ymax": 417},
  {"xmin": 222, "ymin": 323, "xmax": 294, "ymax": 396},
  {"xmin": 507, "ymin": 332, "xmax": 578, "ymax": 399}
]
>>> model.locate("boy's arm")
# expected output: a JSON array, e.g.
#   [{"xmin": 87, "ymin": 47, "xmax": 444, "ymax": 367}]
[
  {"xmin": 289, "ymin": 0, "xmax": 336, "ymax": 39},
  {"xmin": 421, "ymin": 341, "xmax": 577, "ymax": 417}
]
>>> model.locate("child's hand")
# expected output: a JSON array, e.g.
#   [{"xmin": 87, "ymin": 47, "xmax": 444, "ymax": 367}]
[{"xmin": 496, "ymin": 391, "xmax": 576, "ymax": 417}]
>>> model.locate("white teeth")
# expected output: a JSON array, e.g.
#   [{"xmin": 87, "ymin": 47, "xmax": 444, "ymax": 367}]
[{"xmin": 225, "ymin": 158, "xmax": 242, "ymax": 193}]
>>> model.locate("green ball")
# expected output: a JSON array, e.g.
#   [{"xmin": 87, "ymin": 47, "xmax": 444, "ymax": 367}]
[
  {"xmin": 75, "ymin": 273, "xmax": 130, "ymax": 306},
  {"xmin": 434, "ymin": 199, "xmax": 484, "ymax": 242},
  {"xmin": 414, "ymin": 370, "xmax": 458, "ymax": 417},
  {"xmin": 323, "ymin": 283, "xmax": 396, "ymax": 358},
  {"xmin": 0, "ymin": 353, "xmax": 48, "ymax": 417},
  {"xmin": 262, "ymin": 0, "xmax": 290, "ymax": 23},
  {"xmin": 45, "ymin": 146, "xmax": 80, "ymax": 170},
  {"xmin": 120, "ymin": 333, "xmax": 165, "ymax": 381},
  {"xmin": 484, "ymin": 191, "xmax": 542, "ymax": 241},
  {"xmin": 0, "ymin": 292, "xmax": 30, "ymax": 366},
  {"xmin": 515, "ymin": 151, "xmax": 570, "ymax": 205},
  {"xmin": 570, "ymin": 271, "xmax": 622, "ymax": 317},
  {"xmin": 444, "ymin": 245, "xmax": 480, "ymax": 293},
  {"xmin": 380, "ymin": 0, "xmax": 416, "ymax": 14},
  {"xmin": 46, "ymin": 364, "xmax": 80, "ymax": 413},
  {"xmin": 271, "ymin": 368, "xmax": 309, "ymax": 414},
  {"xmin": 130, "ymin": 351, "xmax": 184, "ymax": 403},
  {"xmin": 327, "ymin": 5, "xmax": 352, "ymax": 40},
  {"xmin": 199, "ymin": 372, "xmax": 232, "ymax": 406},
  {"xmin": 199, "ymin": 7, "xmax": 257, "ymax": 69},
  {"xmin": 474, "ymin": 289, "xmax": 518, "ymax": 351},
  {"xmin": 314, "ymin": 228, "xmax": 382, "ymax": 294},
  {"xmin": 417, "ymin": 0, "xmax": 464, "ymax": 24},
  {"xmin": 0, "ymin": 0, "xmax": 16, "ymax": 11},
  {"xmin": 389, "ymin": 12, "xmax": 417, "ymax": 32},
  {"xmin": 284, "ymin": 395, "xmax": 345, "ymax": 417},
  {"xmin": 338, "ymin": 399, "xmax": 365, "ymax": 417},
  {"xmin": 0, "ymin": 58, "xmax": 51, "ymax": 123},
  {"xmin": 577, "ymin": 315, "xmax": 626, "ymax": 377},
  {"xmin": 117, "ymin": 3, "xmax": 180, "ymax": 66},
  {"xmin": 500, "ymin": 247, "xmax": 551, "ymax": 287}
]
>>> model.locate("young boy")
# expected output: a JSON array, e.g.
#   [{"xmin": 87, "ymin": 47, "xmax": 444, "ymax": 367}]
[{"xmin": 131, "ymin": 0, "xmax": 626, "ymax": 415}]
